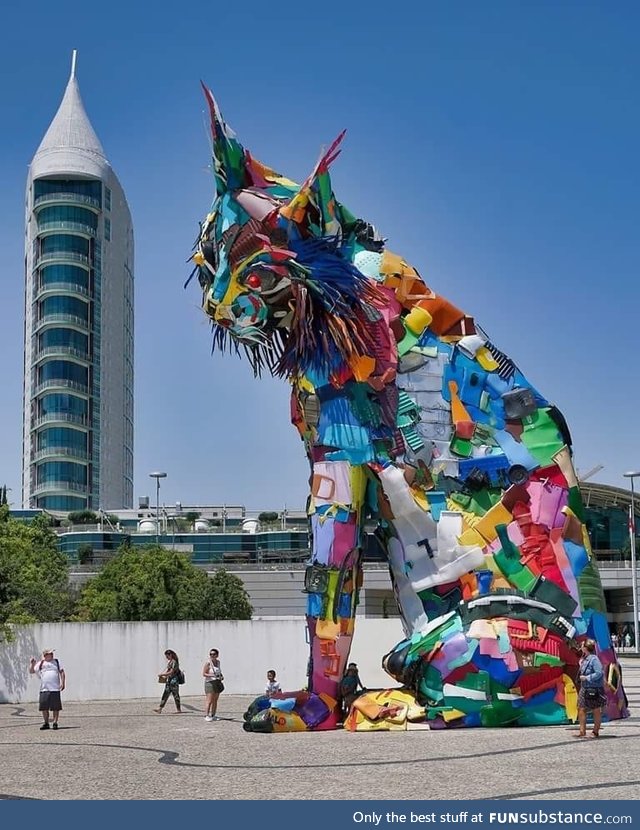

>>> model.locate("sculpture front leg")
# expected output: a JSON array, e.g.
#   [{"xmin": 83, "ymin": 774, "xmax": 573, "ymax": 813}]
[{"xmin": 243, "ymin": 459, "xmax": 368, "ymax": 732}]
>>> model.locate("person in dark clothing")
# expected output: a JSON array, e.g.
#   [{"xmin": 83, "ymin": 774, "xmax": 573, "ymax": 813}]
[{"xmin": 154, "ymin": 649, "xmax": 182, "ymax": 714}]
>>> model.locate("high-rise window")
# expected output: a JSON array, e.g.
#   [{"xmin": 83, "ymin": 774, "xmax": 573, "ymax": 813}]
[
  {"xmin": 38, "ymin": 360, "xmax": 88, "ymax": 386},
  {"xmin": 40, "ymin": 295, "xmax": 89, "ymax": 320}
]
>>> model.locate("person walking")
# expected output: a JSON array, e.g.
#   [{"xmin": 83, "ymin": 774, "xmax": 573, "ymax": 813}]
[
  {"xmin": 154, "ymin": 649, "xmax": 182, "ymax": 714},
  {"xmin": 202, "ymin": 648, "xmax": 224, "ymax": 721},
  {"xmin": 575, "ymin": 639, "xmax": 606, "ymax": 739},
  {"xmin": 29, "ymin": 649, "xmax": 65, "ymax": 730},
  {"xmin": 265, "ymin": 669, "xmax": 281, "ymax": 696}
]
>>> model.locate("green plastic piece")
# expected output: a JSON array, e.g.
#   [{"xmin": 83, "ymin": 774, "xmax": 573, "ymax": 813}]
[
  {"xmin": 578, "ymin": 561, "xmax": 607, "ymax": 613},
  {"xmin": 520, "ymin": 409, "xmax": 564, "ymax": 466},
  {"xmin": 533, "ymin": 652, "xmax": 564, "ymax": 668}
]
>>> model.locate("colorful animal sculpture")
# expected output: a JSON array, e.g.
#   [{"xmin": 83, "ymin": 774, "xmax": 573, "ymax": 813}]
[{"xmin": 189, "ymin": 87, "xmax": 628, "ymax": 732}]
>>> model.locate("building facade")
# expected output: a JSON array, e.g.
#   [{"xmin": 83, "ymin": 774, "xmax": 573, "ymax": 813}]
[{"xmin": 22, "ymin": 53, "xmax": 134, "ymax": 511}]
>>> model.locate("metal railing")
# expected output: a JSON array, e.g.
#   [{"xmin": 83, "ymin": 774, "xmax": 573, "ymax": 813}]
[
  {"xmin": 34, "ymin": 251, "xmax": 90, "ymax": 268},
  {"xmin": 34, "ymin": 346, "xmax": 90, "ymax": 363},
  {"xmin": 34, "ymin": 282, "xmax": 89, "ymax": 299},
  {"xmin": 33, "ymin": 193, "xmax": 101, "ymax": 210},
  {"xmin": 37, "ymin": 221, "xmax": 96, "ymax": 237},
  {"xmin": 34, "ymin": 313, "xmax": 89, "ymax": 331},
  {"xmin": 32, "ymin": 481, "xmax": 88, "ymax": 495},
  {"xmin": 32, "ymin": 413, "xmax": 89, "ymax": 429},
  {"xmin": 33, "ymin": 446, "xmax": 89, "ymax": 463},
  {"xmin": 32, "ymin": 379, "xmax": 89, "ymax": 397}
]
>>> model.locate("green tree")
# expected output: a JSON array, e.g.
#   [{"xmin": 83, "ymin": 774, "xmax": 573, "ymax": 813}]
[
  {"xmin": 67, "ymin": 509, "xmax": 99, "ymax": 525},
  {"xmin": 258, "ymin": 511, "xmax": 279, "ymax": 525},
  {"xmin": 74, "ymin": 545, "xmax": 252, "ymax": 621},
  {"xmin": 0, "ymin": 506, "xmax": 73, "ymax": 635}
]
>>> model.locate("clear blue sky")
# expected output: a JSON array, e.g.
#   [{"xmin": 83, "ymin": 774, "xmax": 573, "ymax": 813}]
[{"xmin": 1, "ymin": 2, "xmax": 639, "ymax": 511}]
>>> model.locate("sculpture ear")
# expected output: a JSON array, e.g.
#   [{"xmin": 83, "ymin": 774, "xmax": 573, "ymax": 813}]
[
  {"xmin": 201, "ymin": 83, "xmax": 250, "ymax": 197},
  {"xmin": 279, "ymin": 130, "xmax": 347, "ymax": 238}
]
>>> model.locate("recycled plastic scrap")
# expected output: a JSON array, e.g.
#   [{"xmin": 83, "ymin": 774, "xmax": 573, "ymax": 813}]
[{"xmin": 189, "ymin": 86, "xmax": 628, "ymax": 733}]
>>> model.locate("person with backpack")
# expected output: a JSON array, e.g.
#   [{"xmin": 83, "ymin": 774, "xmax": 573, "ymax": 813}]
[
  {"xmin": 154, "ymin": 649, "xmax": 183, "ymax": 714},
  {"xmin": 29, "ymin": 648, "xmax": 66, "ymax": 730}
]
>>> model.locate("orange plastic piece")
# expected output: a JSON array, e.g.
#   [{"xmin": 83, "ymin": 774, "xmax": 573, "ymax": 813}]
[
  {"xmin": 448, "ymin": 380, "xmax": 472, "ymax": 425},
  {"xmin": 319, "ymin": 640, "xmax": 340, "ymax": 677}
]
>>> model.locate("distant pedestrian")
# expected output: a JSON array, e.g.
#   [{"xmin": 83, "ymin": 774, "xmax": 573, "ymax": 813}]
[
  {"xmin": 611, "ymin": 632, "xmax": 619, "ymax": 650},
  {"xmin": 575, "ymin": 640, "xmax": 606, "ymax": 739},
  {"xmin": 29, "ymin": 649, "xmax": 65, "ymax": 730},
  {"xmin": 265, "ymin": 669, "xmax": 281, "ymax": 696},
  {"xmin": 340, "ymin": 662, "xmax": 365, "ymax": 720},
  {"xmin": 154, "ymin": 649, "xmax": 182, "ymax": 714},
  {"xmin": 202, "ymin": 648, "xmax": 224, "ymax": 721},
  {"xmin": 624, "ymin": 632, "xmax": 632, "ymax": 649}
]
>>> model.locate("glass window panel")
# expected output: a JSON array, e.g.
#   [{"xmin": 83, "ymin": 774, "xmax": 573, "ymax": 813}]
[
  {"xmin": 39, "ymin": 328, "xmax": 88, "ymax": 352},
  {"xmin": 39, "ymin": 264, "xmax": 89, "ymax": 289},
  {"xmin": 40, "ymin": 234, "xmax": 90, "ymax": 257},
  {"xmin": 37, "ymin": 495, "xmax": 87, "ymax": 511},
  {"xmin": 38, "ymin": 361, "xmax": 88, "ymax": 385},
  {"xmin": 38, "ymin": 394, "xmax": 87, "ymax": 417},
  {"xmin": 40, "ymin": 295, "xmax": 88, "ymax": 319},
  {"xmin": 37, "ymin": 461, "xmax": 87, "ymax": 485},
  {"xmin": 34, "ymin": 179, "xmax": 102, "ymax": 206},
  {"xmin": 38, "ymin": 428, "xmax": 87, "ymax": 452},
  {"xmin": 37, "ymin": 205, "xmax": 98, "ymax": 230}
]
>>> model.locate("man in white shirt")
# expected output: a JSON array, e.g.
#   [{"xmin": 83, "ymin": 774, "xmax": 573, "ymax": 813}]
[{"xmin": 29, "ymin": 649, "xmax": 66, "ymax": 730}]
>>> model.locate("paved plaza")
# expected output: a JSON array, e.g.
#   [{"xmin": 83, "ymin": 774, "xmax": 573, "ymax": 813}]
[{"xmin": 1, "ymin": 661, "xmax": 639, "ymax": 801}]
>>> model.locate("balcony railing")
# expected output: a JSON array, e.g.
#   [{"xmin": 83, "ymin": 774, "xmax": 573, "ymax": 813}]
[
  {"xmin": 34, "ymin": 251, "xmax": 90, "ymax": 268},
  {"xmin": 32, "ymin": 379, "xmax": 89, "ymax": 397},
  {"xmin": 34, "ymin": 281, "xmax": 89, "ymax": 300},
  {"xmin": 33, "ymin": 193, "xmax": 101, "ymax": 210},
  {"xmin": 34, "ymin": 346, "xmax": 90, "ymax": 363},
  {"xmin": 37, "ymin": 221, "xmax": 96, "ymax": 237},
  {"xmin": 32, "ymin": 412, "xmax": 89, "ymax": 429},
  {"xmin": 32, "ymin": 480, "xmax": 88, "ymax": 495},
  {"xmin": 34, "ymin": 314, "xmax": 89, "ymax": 332},
  {"xmin": 34, "ymin": 446, "xmax": 89, "ymax": 463}
]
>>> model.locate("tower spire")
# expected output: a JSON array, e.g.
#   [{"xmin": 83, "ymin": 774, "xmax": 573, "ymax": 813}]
[{"xmin": 70, "ymin": 49, "xmax": 77, "ymax": 80}]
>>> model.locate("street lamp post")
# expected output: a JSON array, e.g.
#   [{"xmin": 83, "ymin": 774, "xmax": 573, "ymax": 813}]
[
  {"xmin": 149, "ymin": 472, "xmax": 167, "ymax": 546},
  {"xmin": 623, "ymin": 471, "xmax": 640, "ymax": 653}
]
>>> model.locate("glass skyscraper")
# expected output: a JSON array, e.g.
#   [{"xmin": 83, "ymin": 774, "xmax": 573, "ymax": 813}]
[{"xmin": 22, "ymin": 53, "xmax": 134, "ymax": 511}]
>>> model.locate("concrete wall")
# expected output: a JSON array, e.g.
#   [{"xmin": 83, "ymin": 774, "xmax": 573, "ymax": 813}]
[{"xmin": 0, "ymin": 617, "xmax": 405, "ymax": 704}]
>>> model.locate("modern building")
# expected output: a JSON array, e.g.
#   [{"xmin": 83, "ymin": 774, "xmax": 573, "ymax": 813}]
[
  {"xmin": 11, "ymin": 482, "xmax": 633, "ymax": 631},
  {"xmin": 22, "ymin": 52, "xmax": 134, "ymax": 512}
]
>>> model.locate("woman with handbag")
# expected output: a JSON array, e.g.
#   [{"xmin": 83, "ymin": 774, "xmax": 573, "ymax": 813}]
[
  {"xmin": 202, "ymin": 648, "xmax": 224, "ymax": 722},
  {"xmin": 154, "ymin": 649, "xmax": 182, "ymax": 714},
  {"xmin": 575, "ymin": 639, "xmax": 606, "ymax": 738}
]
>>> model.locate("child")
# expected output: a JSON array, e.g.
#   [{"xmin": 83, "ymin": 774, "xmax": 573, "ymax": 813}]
[
  {"xmin": 265, "ymin": 669, "xmax": 281, "ymax": 696},
  {"xmin": 340, "ymin": 662, "xmax": 365, "ymax": 719}
]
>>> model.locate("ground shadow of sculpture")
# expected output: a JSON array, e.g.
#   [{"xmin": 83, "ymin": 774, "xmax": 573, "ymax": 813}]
[{"xmin": 189, "ymin": 86, "xmax": 628, "ymax": 732}]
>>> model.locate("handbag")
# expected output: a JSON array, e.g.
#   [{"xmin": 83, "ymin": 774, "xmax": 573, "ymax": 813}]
[
  {"xmin": 212, "ymin": 679, "xmax": 224, "ymax": 693},
  {"xmin": 177, "ymin": 670, "xmax": 185, "ymax": 685},
  {"xmin": 584, "ymin": 687, "xmax": 601, "ymax": 703}
]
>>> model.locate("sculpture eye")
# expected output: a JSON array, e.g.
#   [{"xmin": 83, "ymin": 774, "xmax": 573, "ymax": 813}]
[{"xmin": 246, "ymin": 273, "xmax": 261, "ymax": 289}]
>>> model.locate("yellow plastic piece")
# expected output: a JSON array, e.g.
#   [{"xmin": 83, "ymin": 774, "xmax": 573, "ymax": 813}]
[
  {"xmin": 271, "ymin": 711, "xmax": 308, "ymax": 732},
  {"xmin": 193, "ymin": 251, "xmax": 205, "ymax": 266},
  {"xmin": 476, "ymin": 346, "xmax": 500, "ymax": 371},
  {"xmin": 458, "ymin": 527, "xmax": 486, "ymax": 547},
  {"xmin": 473, "ymin": 502, "xmax": 513, "ymax": 543},
  {"xmin": 443, "ymin": 708, "xmax": 466, "ymax": 722},
  {"xmin": 562, "ymin": 674, "xmax": 578, "ymax": 722},
  {"xmin": 316, "ymin": 619, "xmax": 340, "ymax": 640},
  {"xmin": 404, "ymin": 305, "xmax": 433, "ymax": 336}
]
